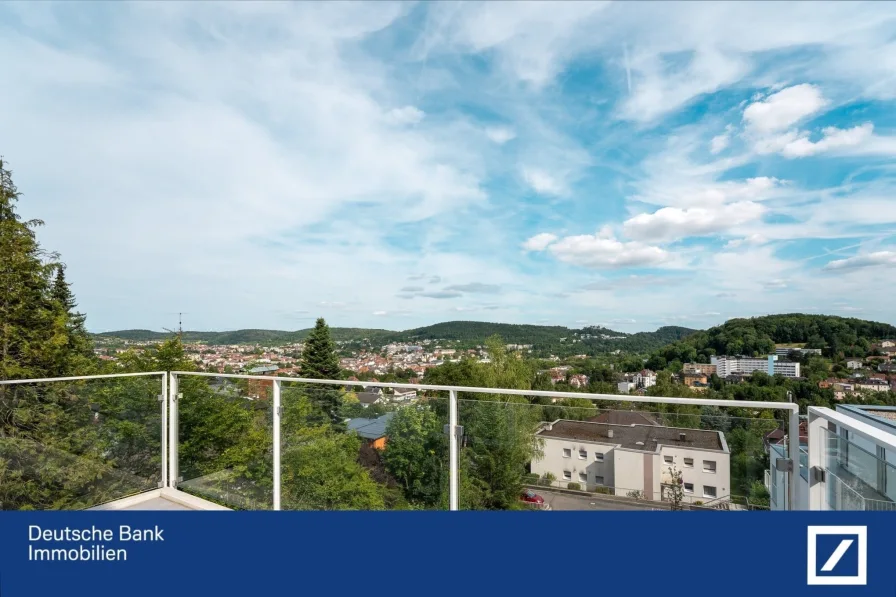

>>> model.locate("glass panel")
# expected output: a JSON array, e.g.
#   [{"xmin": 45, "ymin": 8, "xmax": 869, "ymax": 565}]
[
  {"xmin": 177, "ymin": 375, "xmax": 273, "ymax": 509},
  {"xmin": 820, "ymin": 426, "xmax": 896, "ymax": 510},
  {"xmin": 0, "ymin": 375, "xmax": 163, "ymax": 510},
  {"xmin": 279, "ymin": 384, "xmax": 448, "ymax": 510},
  {"xmin": 456, "ymin": 395, "xmax": 782, "ymax": 511}
]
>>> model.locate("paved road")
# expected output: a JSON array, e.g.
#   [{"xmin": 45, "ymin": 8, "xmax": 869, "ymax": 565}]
[{"xmin": 532, "ymin": 489, "xmax": 668, "ymax": 511}]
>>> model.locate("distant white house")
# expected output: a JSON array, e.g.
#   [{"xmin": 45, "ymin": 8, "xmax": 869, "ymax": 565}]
[
  {"xmin": 846, "ymin": 359, "xmax": 863, "ymax": 370},
  {"xmin": 617, "ymin": 381, "xmax": 637, "ymax": 393}
]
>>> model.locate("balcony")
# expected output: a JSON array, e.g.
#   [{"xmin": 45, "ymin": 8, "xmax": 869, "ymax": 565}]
[{"xmin": 0, "ymin": 371, "xmax": 812, "ymax": 511}]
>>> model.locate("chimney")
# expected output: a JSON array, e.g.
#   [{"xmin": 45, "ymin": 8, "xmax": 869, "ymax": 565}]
[
  {"xmin": 679, "ymin": 433, "xmax": 686, "ymax": 441},
  {"xmin": 545, "ymin": 423, "xmax": 553, "ymax": 432},
  {"xmin": 607, "ymin": 429, "xmax": 614, "ymax": 438}
]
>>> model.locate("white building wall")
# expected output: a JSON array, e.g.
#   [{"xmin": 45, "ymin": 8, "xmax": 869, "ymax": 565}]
[{"xmin": 532, "ymin": 433, "xmax": 731, "ymax": 502}]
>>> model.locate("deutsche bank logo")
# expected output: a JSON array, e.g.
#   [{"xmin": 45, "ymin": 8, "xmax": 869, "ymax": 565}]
[{"xmin": 807, "ymin": 526, "xmax": 867, "ymax": 585}]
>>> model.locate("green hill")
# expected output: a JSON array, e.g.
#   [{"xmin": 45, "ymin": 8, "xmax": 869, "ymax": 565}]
[
  {"xmin": 654, "ymin": 313, "xmax": 896, "ymax": 364},
  {"xmin": 94, "ymin": 320, "xmax": 698, "ymax": 355}
]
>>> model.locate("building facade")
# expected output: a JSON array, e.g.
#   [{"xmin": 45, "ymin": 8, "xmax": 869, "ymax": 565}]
[
  {"xmin": 531, "ymin": 420, "xmax": 731, "ymax": 504},
  {"xmin": 711, "ymin": 355, "xmax": 800, "ymax": 378}
]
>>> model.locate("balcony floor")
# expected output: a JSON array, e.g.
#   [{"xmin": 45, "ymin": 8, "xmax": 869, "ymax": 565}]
[{"xmin": 89, "ymin": 488, "xmax": 230, "ymax": 511}]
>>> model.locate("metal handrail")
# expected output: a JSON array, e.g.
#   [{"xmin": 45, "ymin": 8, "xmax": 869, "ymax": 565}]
[
  {"xmin": 0, "ymin": 371, "xmax": 167, "ymax": 385},
  {"xmin": 171, "ymin": 370, "xmax": 798, "ymax": 412}
]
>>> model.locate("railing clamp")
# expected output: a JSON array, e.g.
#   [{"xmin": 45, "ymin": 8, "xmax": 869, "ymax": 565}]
[
  {"xmin": 811, "ymin": 466, "xmax": 826, "ymax": 483},
  {"xmin": 157, "ymin": 394, "xmax": 164, "ymax": 402},
  {"xmin": 775, "ymin": 458, "xmax": 793, "ymax": 473},
  {"xmin": 444, "ymin": 424, "xmax": 463, "ymax": 437},
  {"xmin": 175, "ymin": 392, "xmax": 183, "ymax": 402}
]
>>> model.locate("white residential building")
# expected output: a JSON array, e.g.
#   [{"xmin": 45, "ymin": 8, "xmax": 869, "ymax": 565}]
[
  {"xmin": 617, "ymin": 381, "xmax": 637, "ymax": 393},
  {"xmin": 634, "ymin": 369, "xmax": 657, "ymax": 389},
  {"xmin": 711, "ymin": 355, "xmax": 800, "ymax": 378},
  {"xmin": 846, "ymin": 359, "xmax": 863, "ymax": 370},
  {"xmin": 531, "ymin": 420, "xmax": 731, "ymax": 503}
]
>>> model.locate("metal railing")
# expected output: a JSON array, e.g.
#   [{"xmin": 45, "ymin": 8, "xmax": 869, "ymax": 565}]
[
  {"xmin": 0, "ymin": 372, "xmax": 167, "ymax": 510},
  {"xmin": 169, "ymin": 371, "xmax": 802, "ymax": 511},
  {"xmin": 0, "ymin": 371, "xmax": 805, "ymax": 510}
]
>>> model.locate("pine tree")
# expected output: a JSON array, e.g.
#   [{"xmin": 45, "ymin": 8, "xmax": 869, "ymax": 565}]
[
  {"xmin": 0, "ymin": 158, "xmax": 64, "ymax": 381},
  {"xmin": 298, "ymin": 317, "xmax": 342, "ymax": 425},
  {"xmin": 299, "ymin": 318, "xmax": 340, "ymax": 380},
  {"xmin": 50, "ymin": 264, "xmax": 94, "ymax": 375}
]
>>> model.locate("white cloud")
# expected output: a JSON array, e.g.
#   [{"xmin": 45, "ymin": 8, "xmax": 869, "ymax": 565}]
[
  {"xmin": 710, "ymin": 132, "xmax": 730, "ymax": 154},
  {"xmin": 742, "ymin": 84, "xmax": 828, "ymax": 133},
  {"xmin": 824, "ymin": 251, "xmax": 896, "ymax": 271},
  {"xmin": 623, "ymin": 202, "xmax": 766, "ymax": 242},
  {"xmin": 546, "ymin": 234, "xmax": 671, "ymax": 269},
  {"xmin": 485, "ymin": 126, "xmax": 516, "ymax": 144},
  {"xmin": 725, "ymin": 234, "xmax": 768, "ymax": 249},
  {"xmin": 384, "ymin": 105, "xmax": 425, "ymax": 125},
  {"xmin": 779, "ymin": 123, "xmax": 874, "ymax": 158},
  {"xmin": 522, "ymin": 232, "xmax": 558, "ymax": 251},
  {"xmin": 522, "ymin": 167, "xmax": 564, "ymax": 195},
  {"xmin": 373, "ymin": 310, "xmax": 388, "ymax": 316}
]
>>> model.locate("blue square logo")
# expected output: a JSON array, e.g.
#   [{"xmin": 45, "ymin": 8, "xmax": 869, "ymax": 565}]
[{"xmin": 807, "ymin": 526, "xmax": 867, "ymax": 586}]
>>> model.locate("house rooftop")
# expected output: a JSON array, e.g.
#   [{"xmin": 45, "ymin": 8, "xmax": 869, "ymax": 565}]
[
  {"xmin": 588, "ymin": 410, "xmax": 658, "ymax": 427},
  {"xmin": 537, "ymin": 419, "xmax": 726, "ymax": 453},
  {"xmin": 347, "ymin": 412, "xmax": 394, "ymax": 440}
]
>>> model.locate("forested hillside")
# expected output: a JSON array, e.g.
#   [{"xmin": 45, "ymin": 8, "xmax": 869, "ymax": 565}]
[
  {"xmin": 654, "ymin": 314, "xmax": 896, "ymax": 364},
  {"xmin": 96, "ymin": 321, "xmax": 699, "ymax": 355}
]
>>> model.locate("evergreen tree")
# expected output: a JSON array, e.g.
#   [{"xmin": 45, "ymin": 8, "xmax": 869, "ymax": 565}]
[
  {"xmin": 50, "ymin": 264, "xmax": 94, "ymax": 376},
  {"xmin": 0, "ymin": 158, "xmax": 65, "ymax": 381},
  {"xmin": 299, "ymin": 318, "xmax": 340, "ymax": 379},
  {"xmin": 298, "ymin": 317, "xmax": 342, "ymax": 424}
]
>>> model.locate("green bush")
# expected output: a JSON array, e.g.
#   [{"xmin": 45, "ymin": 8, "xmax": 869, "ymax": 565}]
[
  {"xmin": 567, "ymin": 482, "xmax": 582, "ymax": 491},
  {"xmin": 593, "ymin": 486, "xmax": 612, "ymax": 495}
]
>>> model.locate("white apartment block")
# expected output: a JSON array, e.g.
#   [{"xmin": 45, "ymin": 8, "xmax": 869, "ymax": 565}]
[
  {"xmin": 531, "ymin": 420, "xmax": 731, "ymax": 503},
  {"xmin": 711, "ymin": 355, "xmax": 800, "ymax": 378}
]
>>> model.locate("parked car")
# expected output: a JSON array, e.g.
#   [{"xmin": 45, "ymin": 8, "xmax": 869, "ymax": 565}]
[{"xmin": 520, "ymin": 489, "xmax": 550, "ymax": 510}]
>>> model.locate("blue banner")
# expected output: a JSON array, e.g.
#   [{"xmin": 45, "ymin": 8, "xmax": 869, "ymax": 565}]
[{"xmin": 0, "ymin": 512, "xmax": 893, "ymax": 596}]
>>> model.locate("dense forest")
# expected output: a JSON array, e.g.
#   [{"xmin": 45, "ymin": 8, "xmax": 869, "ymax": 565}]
[{"xmin": 653, "ymin": 314, "xmax": 896, "ymax": 366}]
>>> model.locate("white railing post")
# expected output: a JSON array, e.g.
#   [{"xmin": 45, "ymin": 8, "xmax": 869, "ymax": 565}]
[
  {"xmin": 168, "ymin": 372, "xmax": 179, "ymax": 488},
  {"xmin": 807, "ymin": 408, "xmax": 827, "ymax": 510},
  {"xmin": 449, "ymin": 389, "xmax": 458, "ymax": 511},
  {"xmin": 273, "ymin": 379, "xmax": 281, "ymax": 511},
  {"xmin": 161, "ymin": 373, "xmax": 168, "ymax": 488},
  {"xmin": 788, "ymin": 408, "xmax": 801, "ymax": 510}
]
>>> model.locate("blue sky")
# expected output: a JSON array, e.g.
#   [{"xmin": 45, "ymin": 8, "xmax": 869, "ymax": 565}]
[{"xmin": 2, "ymin": 1, "xmax": 896, "ymax": 333}]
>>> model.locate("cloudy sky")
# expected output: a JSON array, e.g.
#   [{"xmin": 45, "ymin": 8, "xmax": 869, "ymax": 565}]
[{"xmin": 2, "ymin": 2, "xmax": 895, "ymax": 333}]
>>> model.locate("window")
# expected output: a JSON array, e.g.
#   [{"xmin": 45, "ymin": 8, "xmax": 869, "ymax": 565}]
[
  {"xmin": 703, "ymin": 485, "xmax": 717, "ymax": 498},
  {"xmin": 563, "ymin": 470, "xmax": 572, "ymax": 480},
  {"xmin": 578, "ymin": 449, "xmax": 587, "ymax": 460},
  {"xmin": 579, "ymin": 472, "xmax": 587, "ymax": 483},
  {"xmin": 683, "ymin": 483, "xmax": 694, "ymax": 493},
  {"xmin": 595, "ymin": 452, "xmax": 604, "ymax": 462},
  {"xmin": 703, "ymin": 460, "xmax": 716, "ymax": 473},
  {"xmin": 663, "ymin": 455, "xmax": 673, "ymax": 464},
  {"xmin": 563, "ymin": 448, "xmax": 571, "ymax": 458},
  {"xmin": 594, "ymin": 476, "xmax": 604, "ymax": 485},
  {"xmin": 683, "ymin": 458, "xmax": 694, "ymax": 467}
]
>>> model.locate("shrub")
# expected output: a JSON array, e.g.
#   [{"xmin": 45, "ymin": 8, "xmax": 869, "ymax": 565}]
[
  {"xmin": 593, "ymin": 486, "xmax": 612, "ymax": 495},
  {"xmin": 539, "ymin": 473, "xmax": 556, "ymax": 487},
  {"xmin": 567, "ymin": 482, "xmax": 582, "ymax": 491},
  {"xmin": 626, "ymin": 490, "xmax": 645, "ymax": 499},
  {"xmin": 694, "ymin": 500, "xmax": 704, "ymax": 506}
]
